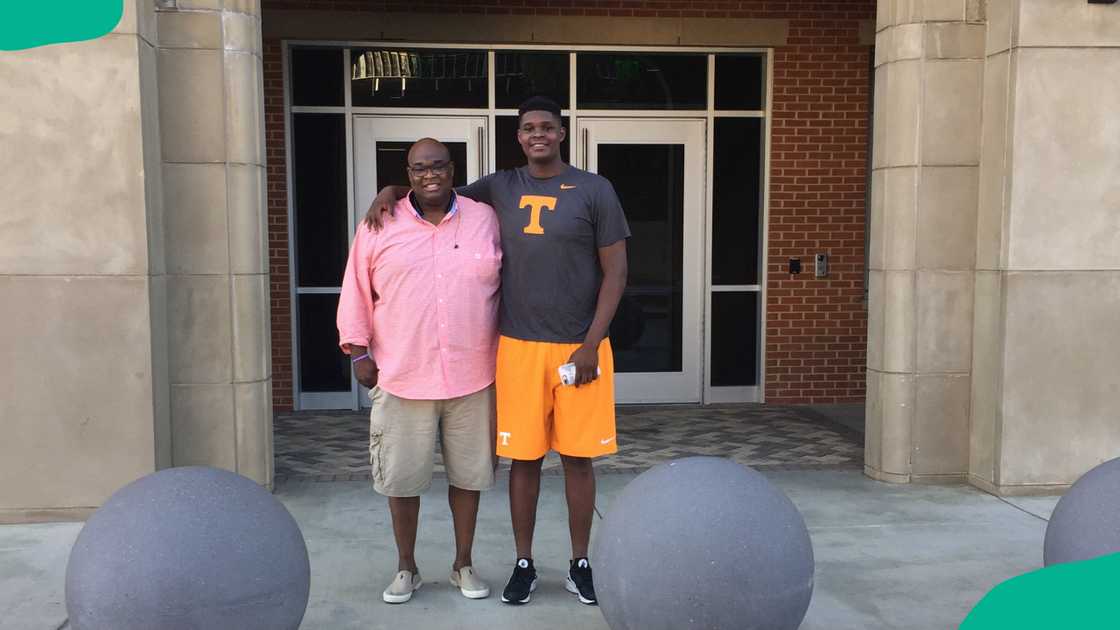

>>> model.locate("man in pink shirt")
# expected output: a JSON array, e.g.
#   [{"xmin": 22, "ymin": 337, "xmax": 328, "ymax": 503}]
[{"xmin": 337, "ymin": 138, "xmax": 502, "ymax": 604}]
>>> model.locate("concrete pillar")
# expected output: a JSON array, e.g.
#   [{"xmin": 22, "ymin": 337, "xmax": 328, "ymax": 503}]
[
  {"xmin": 969, "ymin": 0, "xmax": 1120, "ymax": 494},
  {"xmin": 866, "ymin": 0, "xmax": 985, "ymax": 483},
  {"xmin": 156, "ymin": 0, "xmax": 272, "ymax": 485},
  {"xmin": 0, "ymin": 1, "xmax": 168, "ymax": 521}
]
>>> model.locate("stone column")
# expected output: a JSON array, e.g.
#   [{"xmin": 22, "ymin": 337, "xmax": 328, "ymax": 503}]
[
  {"xmin": 0, "ymin": 1, "xmax": 168, "ymax": 520},
  {"xmin": 866, "ymin": 0, "xmax": 985, "ymax": 483},
  {"xmin": 969, "ymin": 0, "xmax": 1120, "ymax": 494},
  {"xmin": 156, "ymin": 0, "xmax": 272, "ymax": 485}
]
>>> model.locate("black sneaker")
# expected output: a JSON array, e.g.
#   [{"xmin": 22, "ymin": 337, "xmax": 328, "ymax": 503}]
[
  {"xmin": 565, "ymin": 557, "xmax": 597, "ymax": 605},
  {"xmin": 501, "ymin": 558, "xmax": 538, "ymax": 605}
]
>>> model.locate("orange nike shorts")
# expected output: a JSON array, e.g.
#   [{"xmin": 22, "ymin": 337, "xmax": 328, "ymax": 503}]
[{"xmin": 495, "ymin": 336, "xmax": 617, "ymax": 461}]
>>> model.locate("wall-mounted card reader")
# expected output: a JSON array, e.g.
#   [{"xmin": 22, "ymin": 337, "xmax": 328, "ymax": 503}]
[
  {"xmin": 789, "ymin": 258, "xmax": 801, "ymax": 274},
  {"xmin": 814, "ymin": 253, "xmax": 829, "ymax": 278}
]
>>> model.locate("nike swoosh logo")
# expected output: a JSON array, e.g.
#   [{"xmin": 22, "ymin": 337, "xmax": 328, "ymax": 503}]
[
  {"xmin": 560, "ymin": 184, "xmax": 577, "ymax": 190},
  {"xmin": 600, "ymin": 437, "xmax": 615, "ymax": 445}
]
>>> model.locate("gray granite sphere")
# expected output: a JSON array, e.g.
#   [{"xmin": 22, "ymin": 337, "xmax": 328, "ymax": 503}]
[
  {"xmin": 593, "ymin": 457, "xmax": 814, "ymax": 630},
  {"xmin": 66, "ymin": 466, "xmax": 310, "ymax": 630},
  {"xmin": 1044, "ymin": 457, "xmax": 1120, "ymax": 566}
]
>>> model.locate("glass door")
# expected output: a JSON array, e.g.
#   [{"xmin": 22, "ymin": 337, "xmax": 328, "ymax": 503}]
[
  {"xmin": 294, "ymin": 115, "xmax": 486, "ymax": 410},
  {"xmin": 578, "ymin": 118, "xmax": 706, "ymax": 404}
]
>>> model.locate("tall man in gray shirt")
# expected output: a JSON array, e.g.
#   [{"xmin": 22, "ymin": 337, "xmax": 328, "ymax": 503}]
[{"xmin": 366, "ymin": 96, "xmax": 629, "ymax": 607}]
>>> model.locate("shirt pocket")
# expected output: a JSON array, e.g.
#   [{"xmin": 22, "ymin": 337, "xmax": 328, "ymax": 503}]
[
  {"xmin": 466, "ymin": 249, "xmax": 502, "ymax": 286},
  {"xmin": 449, "ymin": 250, "xmax": 501, "ymax": 351}
]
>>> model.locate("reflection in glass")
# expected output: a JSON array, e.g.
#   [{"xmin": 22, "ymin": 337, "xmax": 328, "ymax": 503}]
[
  {"xmin": 293, "ymin": 114, "xmax": 348, "ymax": 288},
  {"xmin": 710, "ymin": 292, "xmax": 758, "ymax": 386},
  {"xmin": 712, "ymin": 117, "xmax": 763, "ymax": 285},
  {"xmin": 494, "ymin": 116, "xmax": 570, "ymax": 172},
  {"xmin": 714, "ymin": 54, "xmax": 765, "ymax": 110},
  {"xmin": 291, "ymin": 47, "xmax": 344, "ymax": 106},
  {"xmin": 599, "ymin": 144, "xmax": 684, "ymax": 373},
  {"xmin": 298, "ymin": 294, "xmax": 350, "ymax": 392},
  {"xmin": 351, "ymin": 48, "xmax": 488, "ymax": 108},
  {"xmin": 577, "ymin": 53, "xmax": 706, "ymax": 110},
  {"xmin": 372, "ymin": 141, "xmax": 468, "ymax": 190},
  {"xmin": 495, "ymin": 52, "xmax": 570, "ymax": 109}
]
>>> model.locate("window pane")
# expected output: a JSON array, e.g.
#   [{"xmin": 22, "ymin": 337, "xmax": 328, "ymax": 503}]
[
  {"xmin": 373, "ymin": 141, "xmax": 468, "ymax": 190},
  {"xmin": 577, "ymin": 53, "xmax": 706, "ymax": 110},
  {"xmin": 710, "ymin": 292, "xmax": 758, "ymax": 386},
  {"xmin": 715, "ymin": 54, "xmax": 765, "ymax": 110},
  {"xmin": 600, "ymin": 144, "xmax": 685, "ymax": 373},
  {"xmin": 495, "ymin": 52, "xmax": 570, "ymax": 109},
  {"xmin": 712, "ymin": 117, "xmax": 763, "ymax": 285},
  {"xmin": 351, "ymin": 48, "xmax": 488, "ymax": 108},
  {"xmin": 293, "ymin": 114, "xmax": 348, "ymax": 288},
  {"xmin": 291, "ymin": 47, "xmax": 344, "ymax": 107},
  {"xmin": 494, "ymin": 115, "xmax": 570, "ymax": 172},
  {"xmin": 298, "ymin": 294, "xmax": 350, "ymax": 392}
]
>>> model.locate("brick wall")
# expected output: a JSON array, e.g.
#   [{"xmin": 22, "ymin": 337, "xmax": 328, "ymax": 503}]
[
  {"xmin": 766, "ymin": 6, "xmax": 871, "ymax": 404},
  {"xmin": 264, "ymin": 39, "xmax": 294, "ymax": 411},
  {"xmin": 263, "ymin": 0, "xmax": 873, "ymax": 410}
]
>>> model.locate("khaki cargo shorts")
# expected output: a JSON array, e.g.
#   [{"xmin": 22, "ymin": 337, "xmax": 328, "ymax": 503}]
[{"xmin": 367, "ymin": 384, "xmax": 496, "ymax": 497}]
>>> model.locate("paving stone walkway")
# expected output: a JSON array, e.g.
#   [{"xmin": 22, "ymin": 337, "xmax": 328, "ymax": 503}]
[{"xmin": 274, "ymin": 404, "xmax": 864, "ymax": 483}]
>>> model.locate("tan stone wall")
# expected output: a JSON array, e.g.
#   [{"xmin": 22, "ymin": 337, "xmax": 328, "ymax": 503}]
[
  {"xmin": 869, "ymin": 0, "xmax": 1120, "ymax": 493},
  {"xmin": 866, "ymin": 0, "xmax": 985, "ymax": 484},
  {"xmin": 156, "ymin": 0, "xmax": 273, "ymax": 486},
  {"xmin": 970, "ymin": 0, "xmax": 1120, "ymax": 493},
  {"xmin": 0, "ymin": 0, "xmax": 273, "ymax": 520},
  {"xmin": 0, "ymin": 0, "xmax": 167, "ymax": 519}
]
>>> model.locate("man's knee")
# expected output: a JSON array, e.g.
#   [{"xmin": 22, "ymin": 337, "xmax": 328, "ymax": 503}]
[
  {"xmin": 511, "ymin": 457, "xmax": 545, "ymax": 471},
  {"xmin": 560, "ymin": 455, "xmax": 593, "ymax": 474}
]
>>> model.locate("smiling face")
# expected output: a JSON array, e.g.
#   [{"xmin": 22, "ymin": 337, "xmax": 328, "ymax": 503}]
[
  {"xmin": 406, "ymin": 139, "xmax": 454, "ymax": 208},
  {"xmin": 517, "ymin": 110, "xmax": 566, "ymax": 165}
]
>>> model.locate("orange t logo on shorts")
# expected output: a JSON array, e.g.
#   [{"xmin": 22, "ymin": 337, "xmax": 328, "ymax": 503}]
[{"xmin": 519, "ymin": 195, "xmax": 557, "ymax": 235}]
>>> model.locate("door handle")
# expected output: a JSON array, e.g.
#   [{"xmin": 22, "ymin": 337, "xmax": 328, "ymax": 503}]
[
  {"xmin": 582, "ymin": 128, "xmax": 590, "ymax": 170},
  {"xmin": 478, "ymin": 126, "xmax": 487, "ymax": 176}
]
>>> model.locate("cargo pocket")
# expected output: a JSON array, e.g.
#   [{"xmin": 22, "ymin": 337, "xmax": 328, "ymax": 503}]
[
  {"xmin": 369, "ymin": 430, "xmax": 386, "ymax": 484},
  {"xmin": 368, "ymin": 387, "xmax": 387, "ymax": 484}
]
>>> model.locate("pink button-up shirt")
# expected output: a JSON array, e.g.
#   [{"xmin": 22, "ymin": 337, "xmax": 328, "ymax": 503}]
[{"xmin": 337, "ymin": 194, "xmax": 501, "ymax": 400}]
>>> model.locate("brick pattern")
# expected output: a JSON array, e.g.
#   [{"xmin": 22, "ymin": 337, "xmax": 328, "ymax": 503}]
[
  {"xmin": 273, "ymin": 404, "xmax": 863, "ymax": 482},
  {"xmin": 265, "ymin": 39, "xmax": 294, "ymax": 411},
  {"xmin": 262, "ymin": 0, "xmax": 874, "ymax": 409},
  {"xmin": 766, "ymin": 9, "xmax": 872, "ymax": 404}
]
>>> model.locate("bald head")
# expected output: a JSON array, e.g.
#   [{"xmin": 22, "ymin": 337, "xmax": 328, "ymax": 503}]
[{"xmin": 408, "ymin": 137, "xmax": 450, "ymax": 164}]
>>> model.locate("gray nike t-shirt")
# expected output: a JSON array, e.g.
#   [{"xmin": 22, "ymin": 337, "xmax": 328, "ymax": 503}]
[{"xmin": 458, "ymin": 165, "xmax": 630, "ymax": 343}]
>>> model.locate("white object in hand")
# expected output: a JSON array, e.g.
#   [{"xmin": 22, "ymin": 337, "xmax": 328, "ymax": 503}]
[{"xmin": 558, "ymin": 362, "xmax": 601, "ymax": 386}]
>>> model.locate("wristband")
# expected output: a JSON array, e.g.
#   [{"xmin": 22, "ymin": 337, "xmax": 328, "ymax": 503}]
[{"xmin": 351, "ymin": 353, "xmax": 370, "ymax": 364}]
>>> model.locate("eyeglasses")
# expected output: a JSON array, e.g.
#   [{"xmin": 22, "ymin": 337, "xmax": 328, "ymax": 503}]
[{"xmin": 407, "ymin": 162, "xmax": 452, "ymax": 177}]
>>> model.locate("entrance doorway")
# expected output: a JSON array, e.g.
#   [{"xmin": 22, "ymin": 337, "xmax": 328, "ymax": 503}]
[
  {"xmin": 285, "ymin": 44, "xmax": 769, "ymax": 409},
  {"xmin": 580, "ymin": 118, "xmax": 705, "ymax": 403}
]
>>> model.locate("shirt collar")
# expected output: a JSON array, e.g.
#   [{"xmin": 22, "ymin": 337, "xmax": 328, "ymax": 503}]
[{"xmin": 407, "ymin": 190, "xmax": 458, "ymax": 221}]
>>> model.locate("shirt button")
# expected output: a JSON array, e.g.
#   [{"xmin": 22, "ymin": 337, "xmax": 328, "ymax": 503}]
[
  {"xmin": 437, "ymin": 274, "xmax": 443, "ymax": 279},
  {"xmin": 438, "ymin": 299, "xmax": 444, "ymax": 304}
]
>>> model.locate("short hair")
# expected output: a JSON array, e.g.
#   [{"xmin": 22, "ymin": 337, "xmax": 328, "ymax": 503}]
[{"xmin": 517, "ymin": 95, "xmax": 563, "ymax": 122}]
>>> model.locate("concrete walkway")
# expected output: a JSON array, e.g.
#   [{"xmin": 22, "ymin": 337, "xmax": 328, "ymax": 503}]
[{"xmin": 1, "ymin": 468, "xmax": 1059, "ymax": 630}]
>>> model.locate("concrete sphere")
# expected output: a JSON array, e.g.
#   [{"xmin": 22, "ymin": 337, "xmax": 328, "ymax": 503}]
[
  {"xmin": 66, "ymin": 467, "xmax": 310, "ymax": 630},
  {"xmin": 1044, "ymin": 457, "xmax": 1120, "ymax": 566},
  {"xmin": 593, "ymin": 457, "xmax": 814, "ymax": 630}
]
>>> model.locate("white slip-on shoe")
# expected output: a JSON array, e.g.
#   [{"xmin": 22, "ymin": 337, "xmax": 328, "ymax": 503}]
[
  {"xmin": 449, "ymin": 566, "xmax": 491, "ymax": 599},
  {"xmin": 382, "ymin": 569, "xmax": 422, "ymax": 604}
]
